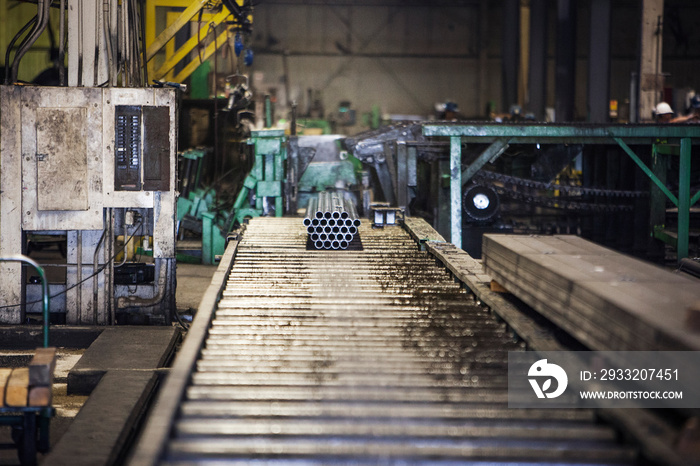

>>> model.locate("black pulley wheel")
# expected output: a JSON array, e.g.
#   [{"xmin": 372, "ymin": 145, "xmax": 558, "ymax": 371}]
[{"xmin": 463, "ymin": 184, "xmax": 499, "ymax": 221}]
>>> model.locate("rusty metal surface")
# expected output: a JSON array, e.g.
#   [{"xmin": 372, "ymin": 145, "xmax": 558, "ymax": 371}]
[{"xmin": 157, "ymin": 218, "xmax": 635, "ymax": 464}]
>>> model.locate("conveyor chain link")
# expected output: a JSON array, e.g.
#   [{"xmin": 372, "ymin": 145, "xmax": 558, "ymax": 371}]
[{"xmin": 473, "ymin": 171, "xmax": 642, "ymax": 212}]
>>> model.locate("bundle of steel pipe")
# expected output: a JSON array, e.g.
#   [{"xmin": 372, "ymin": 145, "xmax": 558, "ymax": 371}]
[{"xmin": 303, "ymin": 192, "xmax": 362, "ymax": 249}]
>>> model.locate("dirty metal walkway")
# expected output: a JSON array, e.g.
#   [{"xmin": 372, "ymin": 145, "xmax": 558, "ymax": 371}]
[{"xmin": 135, "ymin": 217, "xmax": 636, "ymax": 464}]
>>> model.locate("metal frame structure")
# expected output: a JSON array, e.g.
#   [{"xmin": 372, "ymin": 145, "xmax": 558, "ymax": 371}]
[
  {"xmin": 145, "ymin": 0, "xmax": 252, "ymax": 83},
  {"xmin": 423, "ymin": 123, "xmax": 700, "ymax": 259}
]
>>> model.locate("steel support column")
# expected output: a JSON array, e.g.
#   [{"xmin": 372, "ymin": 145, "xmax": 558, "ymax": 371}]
[
  {"xmin": 528, "ymin": 0, "xmax": 548, "ymax": 121},
  {"xmin": 588, "ymin": 0, "xmax": 611, "ymax": 123},
  {"xmin": 678, "ymin": 138, "xmax": 691, "ymax": 260},
  {"xmin": 502, "ymin": 0, "xmax": 520, "ymax": 112},
  {"xmin": 450, "ymin": 136, "xmax": 462, "ymax": 249},
  {"xmin": 638, "ymin": 0, "xmax": 664, "ymax": 122},
  {"xmin": 555, "ymin": 0, "xmax": 576, "ymax": 122}
]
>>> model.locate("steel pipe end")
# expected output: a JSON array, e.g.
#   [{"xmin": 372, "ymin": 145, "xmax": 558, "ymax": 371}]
[
  {"xmin": 331, "ymin": 241, "xmax": 340, "ymax": 249},
  {"xmin": 310, "ymin": 233, "xmax": 319, "ymax": 241},
  {"xmin": 340, "ymin": 211, "xmax": 349, "ymax": 220},
  {"xmin": 314, "ymin": 240, "xmax": 324, "ymax": 249},
  {"xmin": 353, "ymin": 219, "xmax": 362, "ymax": 227},
  {"xmin": 323, "ymin": 241, "xmax": 332, "ymax": 249},
  {"xmin": 349, "ymin": 226, "xmax": 357, "ymax": 235}
]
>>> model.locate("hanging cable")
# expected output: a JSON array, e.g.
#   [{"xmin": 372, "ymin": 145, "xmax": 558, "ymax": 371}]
[
  {"xmin": 4, "ymin": 14, "xmax": 37, "ymax": 84},
  {"xmin": 0, "ymin": 221, "xmax": 143, "ymax": 311},
  {"xmin": 197, "ymin": 8, "xmax": 205, "ymax": 64},
  {"xmin": 11, "ymin": 0, "xmax": 52, "ymax": 83},
  {"xmin": 139, "ymin": 0, "xmax": 148, "ymax": 86},
  {"xmin": 103, "ymin": 0, "xmax": 115, "ymax": 86},
  {"xmin": 9, "ymin": 0, "xmax": 44, "ymax": 83},
  {"xmin": 59, "ymin": 0, "xmax": 66, "ymax": 85},
  {"xmin": 209, "ymin": 22, "xmax": 221, "ymax": 189}
]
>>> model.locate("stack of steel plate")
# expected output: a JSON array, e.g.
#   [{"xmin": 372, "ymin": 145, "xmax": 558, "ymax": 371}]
[
  {"xmin": 303, "ymin": 191, "xmax": 361, "ymax": 249},
  {"xmin": 482, "ymin": 234, "xmax": 700, "ymax": 351}
]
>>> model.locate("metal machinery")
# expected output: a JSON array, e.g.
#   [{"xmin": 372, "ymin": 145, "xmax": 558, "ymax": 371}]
[
  {"xmin": 0, "ymin": 0, "xmax": 253, "ymax": 323},
  {"xmin": 343, "ymin": 122, "xmax": 700, "ymax": 262},
  {"xmin": 0, "ymin": 86, "xmax": 178, "ymax": 325}
]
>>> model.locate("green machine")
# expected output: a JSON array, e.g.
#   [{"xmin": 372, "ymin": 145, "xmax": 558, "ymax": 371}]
[{"xmin": 177, "ymin": 130, "xmax": 287, "ymax": 264}]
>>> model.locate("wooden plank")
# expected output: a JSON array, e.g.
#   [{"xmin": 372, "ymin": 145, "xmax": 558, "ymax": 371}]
[
  {"xmin": 0, "ymin": 368, "xmax": 12, "ymax": 406},
  {"xmin": 28, "ymin": 386, "xmax": 52, "ymax": 407},
  {"xmin": 6, "ymin": 368, "xmax": 29, "ymax": 407},
  {"xmin": 29, "ymin": 347, "xmax": 57, "ymax": 386}
]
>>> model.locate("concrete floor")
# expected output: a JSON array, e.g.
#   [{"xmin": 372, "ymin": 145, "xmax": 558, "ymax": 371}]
[
  {"xmin": 0, "ymin": 261, "xmax": 217, "ymax": 465},
  {"xmin": 175, "ymin": 263, "xmax": 218, "ymax": 312}
]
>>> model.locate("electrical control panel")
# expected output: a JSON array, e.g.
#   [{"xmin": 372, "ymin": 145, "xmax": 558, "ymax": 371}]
[
  {"xmin": 115, "ymin": 105, "xmax": 142, "ymax": 190},
  {"xmin": 115, "ymin": 105, "xmax": 172, "ymax": 192}
]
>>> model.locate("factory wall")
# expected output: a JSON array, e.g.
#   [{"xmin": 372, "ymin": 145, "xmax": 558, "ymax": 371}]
[
  {"xmin": 1, "ymin": 0, "xmax": 699, "ymax": 126},
  {"xmin": 249, "ymin": 0, "xmax": 700, "ymax": 130},
  {"xmin": 249, "ymin": 1, "xmax": 499, "ymax": 128}
]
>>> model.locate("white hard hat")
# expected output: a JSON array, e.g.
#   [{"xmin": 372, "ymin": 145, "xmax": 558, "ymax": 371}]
[{"xmin": 655, "ymin": 102, "xmax": 674, "ymax": 115}]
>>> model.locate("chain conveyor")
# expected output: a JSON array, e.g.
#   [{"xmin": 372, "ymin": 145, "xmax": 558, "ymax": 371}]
[{"xmin": 136, "ymin": 217, "xmax": 637, "ymax": 464}]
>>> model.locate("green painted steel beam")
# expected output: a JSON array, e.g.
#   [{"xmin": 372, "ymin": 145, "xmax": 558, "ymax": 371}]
[
  {"xmin": 423, "ymin": 123, "xmax": 700, "ymax": 140},
  {"xmin": 652, "ymin": 226, "xmax": 677, "ymax": 248},
  {"xmin": 462, "ymin": 138, "xmax": 510, "ymax": 185},
  {"xmin": 691, "ymin": 190, "xmax": 700, "ymax": 207},
  {"xmin": 250, "ymin": 129, "xmax": 285, "ymax": 138},
  {"xmin": 614, "ymin": 138, "xmax": 678, "ymax": 206},
  {"xmin": 678, "ymin": 138, "xmax": 691, "ymax": 260}
]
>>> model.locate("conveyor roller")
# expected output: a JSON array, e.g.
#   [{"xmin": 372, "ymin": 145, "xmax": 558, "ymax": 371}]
[{"xmin": 139, "ymin": 218, "xmax": 636, "ymax": 464}]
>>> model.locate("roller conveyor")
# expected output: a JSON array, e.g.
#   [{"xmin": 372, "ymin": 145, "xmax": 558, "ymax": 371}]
[{"xmin": 133, "ymin": 217, "xmax": 637, "ymax": 465}]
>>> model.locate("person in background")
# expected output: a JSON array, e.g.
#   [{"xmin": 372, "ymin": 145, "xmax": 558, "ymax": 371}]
[
  {"xmin": 654, "ymin": 102, "xmax": 675, "ymax": 122},
  {"xmin": 670, "ymin": 95, "xmax": 700, "ymax": 123}
]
